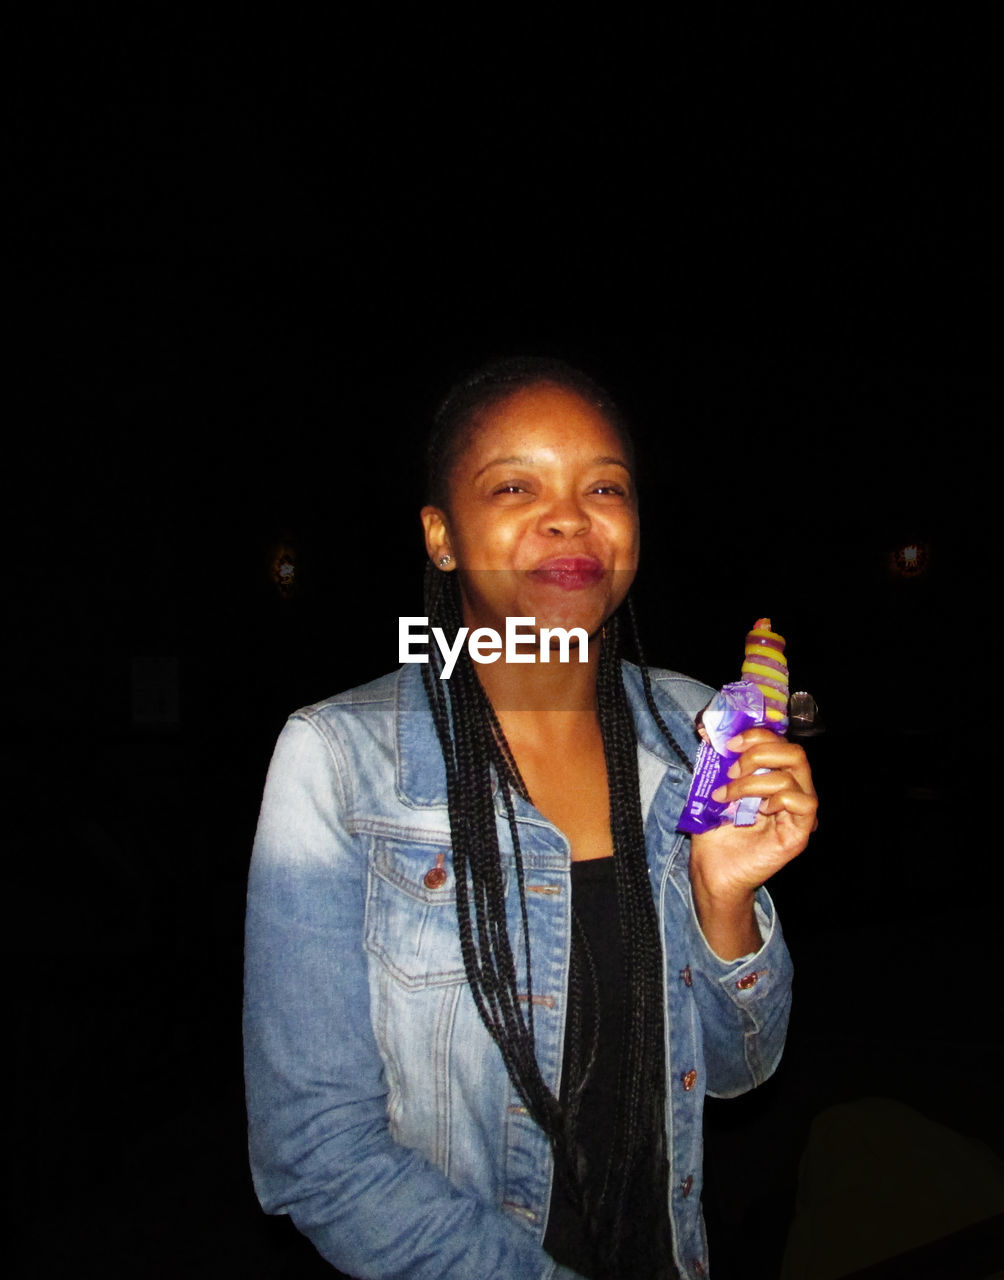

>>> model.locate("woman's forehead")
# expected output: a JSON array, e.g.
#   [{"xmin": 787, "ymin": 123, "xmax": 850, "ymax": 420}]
[{"xmin": 462, "ymin": 383, "xmax": 631, "ymax": 464}]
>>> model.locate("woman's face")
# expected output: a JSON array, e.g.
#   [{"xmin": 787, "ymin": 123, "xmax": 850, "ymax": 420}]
[{"xmin": 422, "ymin": 383, "xmax": 640, "ymax": 641}]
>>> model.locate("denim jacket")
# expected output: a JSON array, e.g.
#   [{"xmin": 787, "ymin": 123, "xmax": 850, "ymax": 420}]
[{"xmin": 244, "ymin": 662, "xmax": 793, "ymax": 1280}]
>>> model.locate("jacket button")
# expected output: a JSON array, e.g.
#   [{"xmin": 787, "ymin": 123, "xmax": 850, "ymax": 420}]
[
  {"xmin": 682, "ymin": 1069, "xmax": 697, "ymax": 1091},
  {"xmin": 681, "ymin": 1174, "xmax": 693, "ymax": 1198},
  {"xmin": 424, "ymin": 854, "xmax": 447, "ymax": 889},
  {"xmin": 736, "ymin": 972, "xmax": 759, "ymax": 990},
  {"xmin": 680, "ymin": 965, "xmax": 692, "ymax": 987}
]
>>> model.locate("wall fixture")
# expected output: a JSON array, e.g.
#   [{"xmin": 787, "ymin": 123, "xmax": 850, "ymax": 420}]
[
  {"xmin": 271, "ymin": 542, "xmax": 297, "ymax": 597},
  {"xmin": 888, "ymin": 540, "xmax": 932, "ymax": 579}
]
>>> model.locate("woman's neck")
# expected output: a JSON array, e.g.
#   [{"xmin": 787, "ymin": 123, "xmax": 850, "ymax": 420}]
[{"xmin": 473, "ymin": 645, "xmax": 600, "ymax": 717}]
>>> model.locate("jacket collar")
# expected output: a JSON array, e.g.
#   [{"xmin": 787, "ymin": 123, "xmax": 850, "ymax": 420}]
[
  {"xmin": 395, "ymin": 662, "xmax": 451, "ymax": 808},
  {"xmin": 621, "ymin": 662, "xmax": 703, "ymax": 773},
  {"xmin": 394, "ymin": 661, "xmax": 697, "ymax": 811}
]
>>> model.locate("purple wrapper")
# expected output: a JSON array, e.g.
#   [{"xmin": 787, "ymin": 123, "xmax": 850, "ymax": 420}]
[{"xmin": 677, "ymin": 681, "xmax": 765, "ymax": 834}]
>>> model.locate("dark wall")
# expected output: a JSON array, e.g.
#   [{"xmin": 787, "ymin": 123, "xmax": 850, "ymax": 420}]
[{"xmin": 9, "ymin": 11, "xmax": 1002, "ymax": 1278}]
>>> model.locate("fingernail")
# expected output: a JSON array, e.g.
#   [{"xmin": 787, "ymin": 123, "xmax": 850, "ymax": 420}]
[
  {"xmin": 727, "ymin": 762, "xmax": 740, "ymax": 780},
  {"xmin": 726, "ymin": 734, "xmax": 744, "ymax": 751},
  {"xmin": 711, "ymin": 785, "xmax": 727, "ymax": 802}
]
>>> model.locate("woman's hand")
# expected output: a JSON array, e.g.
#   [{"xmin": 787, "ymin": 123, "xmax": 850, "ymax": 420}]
[{"xmin": 688, "ymin": 729, "xmax": 818, "ymax": 959}]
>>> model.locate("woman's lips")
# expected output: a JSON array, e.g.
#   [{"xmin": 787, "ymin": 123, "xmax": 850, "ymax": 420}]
[{"xmin": 527, "ymin": 557, "xmax": 606, "ymax": 591}]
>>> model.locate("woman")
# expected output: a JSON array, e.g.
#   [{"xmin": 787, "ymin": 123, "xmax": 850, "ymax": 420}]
[{"xmin": 243, "ymin": 357, "xmax": 817, "ymax": 1280}]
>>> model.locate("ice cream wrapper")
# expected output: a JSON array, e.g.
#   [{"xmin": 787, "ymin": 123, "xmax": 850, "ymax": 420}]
[{"xmin": 677, "ymin": 681, "xmax": 767, "ymax": 834}]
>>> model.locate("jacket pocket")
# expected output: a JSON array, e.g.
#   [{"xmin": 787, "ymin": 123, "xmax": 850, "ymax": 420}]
[{"xmin": 365, "ymin": 838, "xmax": 475, "ymax": 989}]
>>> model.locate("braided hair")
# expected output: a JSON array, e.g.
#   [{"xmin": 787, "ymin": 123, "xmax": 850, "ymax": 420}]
[{"xmin": 421, "ymin": 357, "xmax": 693, "ymax": 1279}]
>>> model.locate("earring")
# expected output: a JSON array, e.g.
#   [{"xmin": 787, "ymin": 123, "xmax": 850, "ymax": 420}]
[{"xmin": 438, "ymin": 554, "xmax": 452, "ymax": 568}]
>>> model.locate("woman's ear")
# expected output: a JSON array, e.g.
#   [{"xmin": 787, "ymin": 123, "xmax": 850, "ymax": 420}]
[{"xmin": 420, "ymin": 506, "xmax": 454, "ymax": 569}]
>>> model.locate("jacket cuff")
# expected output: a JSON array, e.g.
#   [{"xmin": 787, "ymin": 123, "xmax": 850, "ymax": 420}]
[{"xmin": 688, "ymin": 885, "xmax": 789, "ymax": 1007}]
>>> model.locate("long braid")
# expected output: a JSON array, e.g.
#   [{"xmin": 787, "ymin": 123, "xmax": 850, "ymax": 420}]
[
  {"xmin": 592, "ymin": 610, "xmax": 674, "ymax": 1276},
  {"xmin": 422, "ymin": 566, "xmax": 562, "ymax": 1134},
  {"xmin": 627, "ymin": 595, "xmax": 694, "ymax": 776}
]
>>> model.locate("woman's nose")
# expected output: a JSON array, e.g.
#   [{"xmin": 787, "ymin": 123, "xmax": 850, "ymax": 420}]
[{"xmin": 538, "ymin": 494, "xmax": 590, "ymax": 537}]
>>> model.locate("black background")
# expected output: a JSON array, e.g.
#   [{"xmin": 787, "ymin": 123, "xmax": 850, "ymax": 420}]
[{"xmin": 8, "ymin": 9, "xmax": 1003, "ymax": 1278}]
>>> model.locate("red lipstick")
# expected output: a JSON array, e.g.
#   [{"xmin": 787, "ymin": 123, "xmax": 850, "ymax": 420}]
[{"xmin": 528, "ymin": 556, "xmax": 605, "ymax": 590}]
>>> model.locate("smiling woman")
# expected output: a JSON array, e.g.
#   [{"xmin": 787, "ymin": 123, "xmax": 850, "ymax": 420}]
[
  {"xmin": 244, "ymin": 356, "xmax": 815, "ymax": 1280},
  {"xmin": 420, "ymin": 381, "xmax": 639, "ymax": 646}
]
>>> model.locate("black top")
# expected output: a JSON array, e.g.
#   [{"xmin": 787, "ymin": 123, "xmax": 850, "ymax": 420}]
[
  {"xmin": 543, "ymin": 857, "xmax": 622, "ymax": 1278},
  {"xmin": 542, "ymin": 857, "xmax": 678, "ymax": 1280}
]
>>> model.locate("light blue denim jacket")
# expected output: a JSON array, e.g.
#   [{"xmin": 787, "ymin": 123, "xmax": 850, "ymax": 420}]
[{"xmin": 244, "ymin": 662, "xmax": 793, "ymax": 1280}]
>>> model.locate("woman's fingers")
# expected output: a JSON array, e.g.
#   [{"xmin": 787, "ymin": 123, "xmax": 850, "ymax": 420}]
[
  {"xmin": 711, "ymin": 731, "xmax": 818, "ymax": 823},
  {"xmin": 728, "ymin": 731, "xmax": 814, "ymax": 778},
  {"xmin": 713, "ymin": 765, "xmax": 811, "ymax": 803},
  {"xmin": 757, "ymin": 784, "xmax": 818, "ymax": 821}
]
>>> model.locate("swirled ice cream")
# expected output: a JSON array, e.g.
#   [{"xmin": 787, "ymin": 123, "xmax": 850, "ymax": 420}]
[
  {"xmin": 740, "ymin": 618, "xmax": 789, "ymax": 730},
  {"xmin": 678, "ymin": 618, "xmax": 791, "ymax": 834}
]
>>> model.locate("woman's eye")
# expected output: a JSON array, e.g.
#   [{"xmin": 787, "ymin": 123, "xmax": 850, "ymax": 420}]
[
  {"xmin": 591, "ymin": 483, "xmax": 628, "ymax": 496},
  {"xmin": 491, "ymin": 483, "xmax": 529, "ymax": 495}
]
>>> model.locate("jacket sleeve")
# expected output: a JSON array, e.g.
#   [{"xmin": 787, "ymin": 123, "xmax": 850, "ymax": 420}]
[
  {"xmin": 645, "ymin": 669, "xmax": 794, "ymax": 1100},
  {"xmin": 685, "ymin": 883, "xmax": 793, "ymax": 1098},
  {"xmin": 243, "ymin": 714, "xmax": 584, "ymax": 1280}
]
